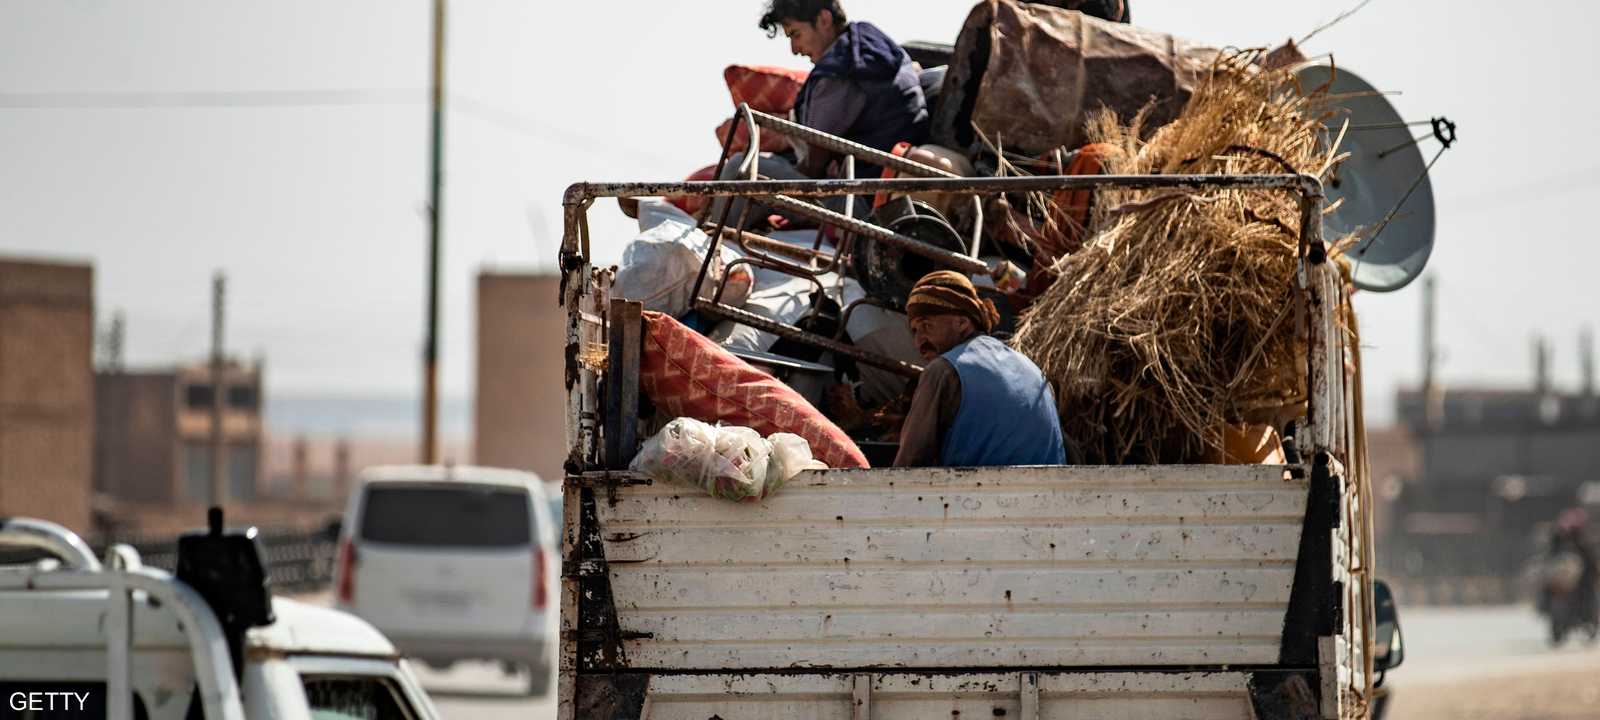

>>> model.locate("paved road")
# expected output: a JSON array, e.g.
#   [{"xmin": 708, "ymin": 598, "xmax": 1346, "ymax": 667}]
[
  {"xmin": 1385, "ymin": 604, "xmax": 1600, "ymax": 719},
  {"xmin": 408, "ymin": 604, "xmax": 1599, "ymax": 719},
  {"xmin": 298, "ymin": 588, "xmax": 1590, "ymax": 719},
  {"xmin": 1389, "ymin": 603, "xmax": 1599, "ymax": 686}
]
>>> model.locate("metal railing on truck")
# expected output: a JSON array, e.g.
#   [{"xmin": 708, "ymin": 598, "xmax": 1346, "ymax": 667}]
[{"xmin": 0, "ymin": 517, "xmax": 245, "ymax": 720}]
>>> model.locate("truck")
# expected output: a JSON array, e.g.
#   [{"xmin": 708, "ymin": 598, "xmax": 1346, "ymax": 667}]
[
  {"xmin": 554, "ymin": 109, "xmax": 1404, "ymax": 719},
  {"xmin": 0, "ymin": 512, "xmax": 441, "ymax": 720}
]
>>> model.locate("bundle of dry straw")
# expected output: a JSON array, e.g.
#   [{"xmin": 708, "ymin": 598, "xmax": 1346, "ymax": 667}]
[{"xmin": 1010, "ymin": 51, "xmax": 1348, "ymax": 464}]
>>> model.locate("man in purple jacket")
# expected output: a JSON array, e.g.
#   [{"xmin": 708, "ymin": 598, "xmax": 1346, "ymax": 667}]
[
  {"xmin": 714, "ymin": 2, "xmax": 927, "ymax": 224},
  {"xmin": 759, "ymin": 0, "xmax": 928, "ymax": 178}
]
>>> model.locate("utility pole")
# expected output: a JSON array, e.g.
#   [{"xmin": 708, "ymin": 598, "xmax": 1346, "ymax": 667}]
[
  {"xmin": 1533, "ymin": 335, "xmax": 1551, "ymax": 396},
  {"xmin": 1420, "ymin": 275, "xmax": 1441, "ymax": 430},
  {"xmin": 210, "ymin": 271, "xmax": 228, "ymax": 509},
  {"xmin": 421, "ymin": 0, "xmax": 446, "ymax": 465},
  {"xmin": 1580, "ymin": 326, "xmax": 1593, "ymax": 400},
  {"xmin": 106, "ymin": 310, "xmax": 125, "ymax": 372},
  {"xmin": 1421, "ymin": 276, "xmax": 1436, "ymax": 396}
]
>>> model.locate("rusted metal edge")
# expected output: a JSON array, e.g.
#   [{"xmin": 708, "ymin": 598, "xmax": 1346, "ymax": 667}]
[
  {"xmin": 1248, "ymin": 672, "xmax": 1322, "ymax": 720},
  {"xmin": 1279, "ymin": 452, "xmax": 1342, "ymax": 668},
  {"xmin": 563, "ymin": 629, "xmax": 655, "ymax": 642},
  {"xmin": 575, "ymin": 673, "xmax": 649, "ymax": 720},
  {"xmin": 604, "ymin": 299, "xmax": 643, "ymax": 471},
  {"xmin": 693, "ymin": 300, "xmax": 924, "ymax": 378},
  {"xmin": 764, "ymin": 194, "xmax": 990, "ymax": 275},
  {"xmin": 708, "ymin": 224, "xmax": 835, "ymax": 264},
  {"xmin": 571, "ymin": 664, "xmax": 1323, "ymax": 677},
  {"xmin": 744, "ymin": 106, "xmax": 962, "ymax": 180},
  {"xmin": 572, "ymin": 471, "xmax": 654, "ymax": 486},
  {"xmin": 576, "ymin": 487, "xmax": 629, "ymax": 671},
  {"xmin": 562, "ymin": 173, "xmax": 1321, "ymax": 204}
]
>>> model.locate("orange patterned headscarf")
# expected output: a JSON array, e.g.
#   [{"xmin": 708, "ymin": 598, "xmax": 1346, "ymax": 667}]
[{"xmin": 905, "ymin": 271, "xmax": 1001, "ymax": 333}]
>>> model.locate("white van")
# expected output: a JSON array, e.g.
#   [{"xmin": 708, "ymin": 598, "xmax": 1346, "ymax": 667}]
[{"xmin": 335, "ymin": 465, "xmax": 557, "ymax": 695}]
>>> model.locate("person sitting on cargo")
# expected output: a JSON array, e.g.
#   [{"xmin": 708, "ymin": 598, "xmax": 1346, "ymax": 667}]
[
  {"xmin": 714, "ymin": 1, "xmax": 928, "ymax": 225},
  {"xmin": 894, "ymin": 271, "xmax": 1066, "ymax": 467},
  {"xmin": 765, "ymin": 0, "xmax": 928, "ymax": 176}
]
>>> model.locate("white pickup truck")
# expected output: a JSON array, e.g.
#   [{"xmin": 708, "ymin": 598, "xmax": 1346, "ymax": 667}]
[
  {"xmin": 0, "ymin": 513, "xmax": 440, "ymax": 720},
  {"xmin": 554, "ymin": 159, "xmax": 1404, "ymax": 719}
]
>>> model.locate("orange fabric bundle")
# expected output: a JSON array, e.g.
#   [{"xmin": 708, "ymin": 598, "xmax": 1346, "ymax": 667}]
[
  {"xmin": 724, "ymin": 64, "xmax": 809, "ymax": 112},
  {"xmin": 1024, "ymin": 142, "xmax": 1119, "ymax": 298},
  {"xmin": 639, "ymin": 312, "xmax": 870, "ymax": 470},
  {"xmin": 665, "ymin": 164, "xmax": 718, "ymax": 217},
  {"xmin": 712, "ymin": 65, "xmax": 810, "ymax": 155}
]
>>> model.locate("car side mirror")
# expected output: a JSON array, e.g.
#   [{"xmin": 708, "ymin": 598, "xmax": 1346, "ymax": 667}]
[{"xmin": 1373, "ymin": 580, "xmax": 1404, "ymax": 681}]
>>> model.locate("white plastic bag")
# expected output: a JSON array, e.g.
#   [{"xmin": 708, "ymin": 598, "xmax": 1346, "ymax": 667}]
[
  {"xmin": 614, "ymin": 219, "xmax": 751, "ymax": 317},
  {"xmin": 764, "ymin": 432, "xmax": 827, "ymax": 498},
  {"xmin": 630, "ymin": 418, "xmax": 826, "ymax": 502}
]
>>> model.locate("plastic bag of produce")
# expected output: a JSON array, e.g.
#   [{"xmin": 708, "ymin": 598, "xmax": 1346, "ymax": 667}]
[
  {"xmin": 764, "ymin": 432, "xmax": 827, "ymax": 498},
  {"xmin": 631, "ymin": 418, "xmax": 826, "ymax": 502}
]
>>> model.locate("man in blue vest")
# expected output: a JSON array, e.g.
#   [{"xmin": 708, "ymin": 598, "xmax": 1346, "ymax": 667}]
[
  {"xmin": 894, "ymin": 271, "xmax": 1067, "ymax": 467},
  {"xmin": 714, "ymin": 1, "xmax": 928, "ymax": 224}
]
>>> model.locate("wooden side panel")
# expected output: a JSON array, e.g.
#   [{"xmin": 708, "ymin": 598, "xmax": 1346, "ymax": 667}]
[
  {"xmin": 638, "ymin": 672, "xmax": 1255, "ymax": 720},
  {"xmin": 596, "ymin": 464, "xmax": 1306, "ymax": 670}
]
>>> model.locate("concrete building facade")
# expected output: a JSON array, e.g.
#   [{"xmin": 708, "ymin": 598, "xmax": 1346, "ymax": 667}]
[
  {"xmin": 94, "ymin": 360, "xmax": 266, "ymax": 534},
  {"xmin": 0, "ymin": 258, "xmax": 94, "ymax": 533},
  {"xmin": 474, "ymin": 272, "xmax": 566, "ymax": 483}
]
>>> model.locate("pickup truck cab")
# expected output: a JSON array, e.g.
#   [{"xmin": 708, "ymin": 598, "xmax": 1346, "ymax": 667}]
[{"xmin": 0, "ymin": 515, "xmax": 440, "ymax": 720}]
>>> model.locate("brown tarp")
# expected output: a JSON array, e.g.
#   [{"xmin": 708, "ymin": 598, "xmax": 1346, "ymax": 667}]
[{"xmin": 931, "ymin": 0, "xmax": 1218, "ymax": 157}]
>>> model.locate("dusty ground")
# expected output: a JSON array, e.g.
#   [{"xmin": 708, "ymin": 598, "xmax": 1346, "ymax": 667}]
[
  {"xmin": 1387, "ymin": 667, "xmax": 1600, "ymax": 720},
  {"xmin": 1383, "ymin": 603, "xmax": 1600, "ymax": 720}
]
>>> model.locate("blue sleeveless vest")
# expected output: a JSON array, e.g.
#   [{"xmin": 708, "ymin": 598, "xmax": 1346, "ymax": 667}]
[{"xmin": 940, "ymin": 336, "xmax": 1066, "ymax": 467}]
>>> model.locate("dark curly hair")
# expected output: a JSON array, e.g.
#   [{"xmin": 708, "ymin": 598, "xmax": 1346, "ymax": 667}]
[{"xmin": 758, "ymin": 0, "xmax": 848, "ymax": 37}]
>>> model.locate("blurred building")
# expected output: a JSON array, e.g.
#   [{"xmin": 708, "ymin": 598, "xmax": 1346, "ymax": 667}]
[
  {"xmin": 1388, "ymin": 381, "xmax": 1600, "ymax": 581},
  {"xmin": 474, "ymin": 272, "xmax": 566, "ymax": 483},
  {"xmin": 259, "ymin": 434, "xmax": 468, "ymax": 505},
  {"xmin": 94, "ymin": 360, "xmax": 265, "ymax": 532},
  {"xmin": 0, "ymin": 258, "xmax": 94, "ymax": 533}
]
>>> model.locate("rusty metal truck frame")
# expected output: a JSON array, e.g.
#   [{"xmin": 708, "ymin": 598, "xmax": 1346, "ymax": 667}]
[{"xmin": 557, "ymin": 167, "xmax": 1377, "ymax": 718}]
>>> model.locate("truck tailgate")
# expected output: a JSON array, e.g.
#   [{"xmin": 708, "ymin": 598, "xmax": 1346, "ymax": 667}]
[{"xmin": 585, "ymin": 464, "xmax": 1305, "ymax": 672}]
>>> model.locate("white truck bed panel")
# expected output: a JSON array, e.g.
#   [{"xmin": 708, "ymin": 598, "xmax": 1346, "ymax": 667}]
[
  {"xmin": 639, "ymin": 671, "xmax": 1256, "ymax": 720},
  {"xmin": 593, "ymin": 464, "xmax": 1306, "ymax": 670}
]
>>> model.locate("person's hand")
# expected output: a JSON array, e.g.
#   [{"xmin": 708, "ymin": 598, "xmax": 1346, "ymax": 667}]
[{"xmin": 825, "ymin": 384, "xmax": 866, "ymax": 431}]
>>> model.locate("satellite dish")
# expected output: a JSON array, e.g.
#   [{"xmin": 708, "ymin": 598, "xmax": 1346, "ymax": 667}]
[{"xmin": 1297, "ymin": 65, "xmax": 1438, "ymax": 293}]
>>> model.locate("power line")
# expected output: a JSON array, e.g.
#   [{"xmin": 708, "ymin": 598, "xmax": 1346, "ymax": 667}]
[
  {"xmin": 1443, "ymin": 162, "xmax": 1600, "ymax": 216},
  {"xmin": 0, "ymin": 86, "xmax": 680, "ymax": 165},
  {"xmin": 448, "ymin": 93, "xmax": 677, "ymax": 166},
  {"xmin": 0, "ymin": 88, "xmax": 422, "ymax": 109}
]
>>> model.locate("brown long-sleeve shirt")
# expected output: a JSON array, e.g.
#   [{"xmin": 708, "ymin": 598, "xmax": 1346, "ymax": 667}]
[{"xmin": 892, "ymin": 357, "xmax": 963, "ymax": 467}]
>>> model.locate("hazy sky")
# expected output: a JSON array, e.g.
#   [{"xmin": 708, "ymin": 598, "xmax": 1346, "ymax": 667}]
[{"xmin": 4, "ymin": 0, "xmax": 1598, "ymax": 429}]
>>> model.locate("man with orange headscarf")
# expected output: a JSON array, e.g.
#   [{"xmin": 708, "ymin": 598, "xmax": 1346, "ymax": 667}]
[{"xmin": 894, "ymin": 271, "xmax": 1066, "ymax": 467}]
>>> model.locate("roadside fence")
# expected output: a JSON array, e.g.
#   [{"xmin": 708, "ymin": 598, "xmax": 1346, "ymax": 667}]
[{"xmin": 92, "ymin": 526, "xmax": 340, "ymax": 594}]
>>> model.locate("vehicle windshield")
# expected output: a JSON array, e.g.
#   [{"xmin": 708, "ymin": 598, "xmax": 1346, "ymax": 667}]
[{"xmin": 359, "ymin": 484, "xmax": 532, "ymax": 548}]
